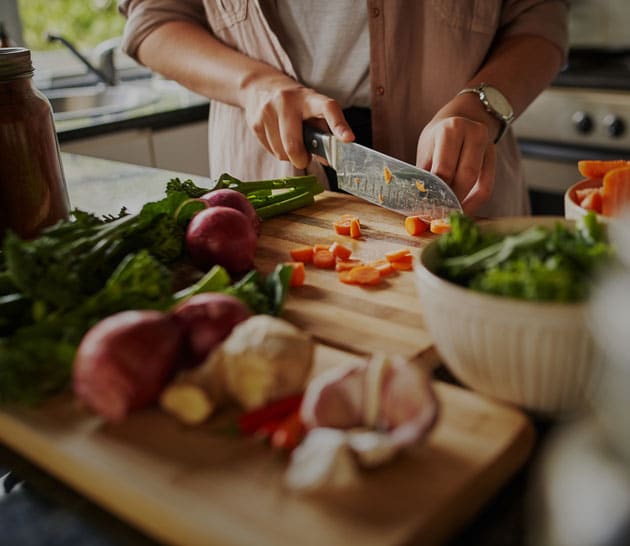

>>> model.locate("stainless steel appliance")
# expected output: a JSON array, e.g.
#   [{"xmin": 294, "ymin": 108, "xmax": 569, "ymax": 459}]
[{"xmin": 513, "ymin": 1, "xmax": 630, "ymax": 215}]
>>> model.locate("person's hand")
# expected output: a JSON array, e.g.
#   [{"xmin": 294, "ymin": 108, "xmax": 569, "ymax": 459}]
[
  {"xmin": 416, "ymin": 97, "xmax": 499, "ymax": 214},
  {"xmin": 240, "ymin": 72, "xmax": 354, "ymax": 169}
]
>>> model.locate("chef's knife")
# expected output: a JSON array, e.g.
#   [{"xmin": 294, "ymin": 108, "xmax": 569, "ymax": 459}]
[{"xmin": 303, "ymin": 125, "xmax": 462, "ymax": 219}]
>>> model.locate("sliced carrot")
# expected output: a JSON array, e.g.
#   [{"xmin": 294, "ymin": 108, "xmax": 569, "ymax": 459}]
[
  {"xmin": 285, "ymin": 261, "xmax": 306, "ymax": 287},
  {"xmin": 368, "ymin": 259, "xmax": 395, "ymax": 277},
  {"xmin": 329, "ymin": 241, "xmax": 353, "ymax": 260},
  {"xmin": 579, "ymin": 189, "xmax": 603, "ymax": 214},
  {"xmin": 289, "ymin": 245, "xmax": 314, "ymax": 263},
  {"xmin": 388, "ymin": 253, "xmax": 412, "ymax": 266},
  {"xmin": 312, "ymin": 249, "xmax": 336, "ymax": 269},
  {"xmin": 430, "ymin": 218, "xmax": 451, "ymax": 234},
  {"xmin": 335, "ymin": 258, "xmax": 364, "ymax": 272},
  {"xmin": 385, "ymin": 248, "xmax": 412, "ymax": 263},
  {"xmin": 578, "ymin": 160, "xmax": 630, "ymax": 179},
  {"xmin": 391, "ymin": 260, "xmax": 413, "ymax": 271},
  {"xmin": 313, "ymin": 243, "xmax": 331, "ymax": 252},
  {"xmin": 349, "ymin": 218, "xmax": 362, "ymax": 239},
  {"xmin": 602, "ymin": 166, "xmax": 630, "ymax": 216},
  {"xmin": 338, "ymin": 270, "xmax": 357, "ymax": 284},
  {"xmin": 404, "ymin": 215, "xmax": 430, "ymax": 236},
  {"xmin": 333, "ymin": 220, "xmax": 352, "ymax": 236},
  {"xmin": 349, "ymin": 265, "xmax": 382, "ymax": 286}
]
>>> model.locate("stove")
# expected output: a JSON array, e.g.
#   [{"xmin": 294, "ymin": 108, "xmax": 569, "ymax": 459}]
[{"xmin": 513, "ymin": 48, "xmax": 630, "ymax": 214}]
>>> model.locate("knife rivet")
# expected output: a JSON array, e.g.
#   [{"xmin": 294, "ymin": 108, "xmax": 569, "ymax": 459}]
[{"xmin": 311, "ymin": 139, "xmax": 318, "ymax": 149}]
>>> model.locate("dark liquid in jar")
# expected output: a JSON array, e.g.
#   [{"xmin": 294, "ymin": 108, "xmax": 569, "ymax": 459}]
[{"xmin": 0, "ymin": 69, "xmax": 69, "ymax": 240}]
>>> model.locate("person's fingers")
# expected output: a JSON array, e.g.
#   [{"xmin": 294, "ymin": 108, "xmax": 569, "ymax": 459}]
[
  {"xmin": 461, "ymin": 144, "xmax": 496, "ymax": 214},
  {"xmin": 305, "ymin": 95, "xmax": 354, "ymax": 141},
  {"xmin": 430, "ymin": 121, "xmax": 464, "ymax": 191},
  {"xmin": 450, "ymin": 123, "xmax": 487, "ymax": 201},
  {"xmin": 416, "ymin": 133, "xmax": 435, "ymax": 172},
  {"xmin": 278, "ymin": 109, "xmax": 310, "ymax": 169}
]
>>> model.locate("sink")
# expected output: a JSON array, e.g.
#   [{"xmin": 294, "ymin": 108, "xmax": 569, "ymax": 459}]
[{"xmin": 44, "ymin": 83, "xmax": 161, "ymax": 121}]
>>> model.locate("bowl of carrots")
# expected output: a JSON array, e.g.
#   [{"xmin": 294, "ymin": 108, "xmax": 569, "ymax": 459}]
[
  {"xmin": 413, "ymin": 213, "xmax": 613, "ymax": 415},
  {"xmin": 565, "ymin": 159, "xmax": 630, "ymax": 222}
]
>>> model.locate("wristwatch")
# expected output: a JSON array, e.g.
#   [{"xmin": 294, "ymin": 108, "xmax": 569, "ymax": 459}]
[{"xmin": 457, "ymin": 83, "xmax": 514, "ymax": 144}]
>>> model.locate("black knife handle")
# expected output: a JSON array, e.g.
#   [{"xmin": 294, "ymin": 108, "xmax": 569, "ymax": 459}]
[{"xmin": 303, "ymin": 124, "xmax": 332, "ymax": 164}]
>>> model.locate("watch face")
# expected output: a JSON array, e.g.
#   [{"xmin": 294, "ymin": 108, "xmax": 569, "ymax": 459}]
[{"xmin": 483, "ymin": 86, "xmax": 513, "ymax": 119}]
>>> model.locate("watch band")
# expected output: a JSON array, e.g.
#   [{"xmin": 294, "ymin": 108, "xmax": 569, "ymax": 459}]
[{"xmin": 457, "ymin": 83, "xmax": 514, "ymax": 144}]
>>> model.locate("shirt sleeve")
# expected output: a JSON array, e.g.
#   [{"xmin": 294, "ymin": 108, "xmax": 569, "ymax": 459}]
[
  {"xmin": 499, "ymin": 0, "xmax": 570, "ymax": 57},
  {"xmin": 118, "ymin": 0, "xmax": 208, "ymax": 60}
]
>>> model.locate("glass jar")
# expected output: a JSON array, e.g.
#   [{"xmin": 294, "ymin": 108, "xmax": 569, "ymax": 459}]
[{"xmin": 0, "ymin": 47, "xmax": 69, "ymax": 240}]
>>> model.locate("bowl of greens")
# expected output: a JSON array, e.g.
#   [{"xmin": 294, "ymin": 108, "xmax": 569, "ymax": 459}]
[{"xmin": 414, "ymin": 213, "xmax": 613, "ymax": 414}]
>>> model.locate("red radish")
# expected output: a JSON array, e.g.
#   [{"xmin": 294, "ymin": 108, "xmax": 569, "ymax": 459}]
[
  {"xmin": 172, "ymin": 293, "xmax": 252, "ymax": 367},
  {"xmin": 200, "ymin": 189, "xmax": 261, "ymax": 235},
  {"xmin": 73, "ymin": 310, "xmax": 184, "ymax": 422},
  {"xmin": 186, "ymin": 206, "xmax": 257, "ymax": 273}
]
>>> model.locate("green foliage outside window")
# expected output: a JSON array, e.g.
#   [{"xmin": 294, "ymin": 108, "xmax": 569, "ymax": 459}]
[{"xmin": 18, "ymin": 0, "xmax": 125, "ymax": 51}]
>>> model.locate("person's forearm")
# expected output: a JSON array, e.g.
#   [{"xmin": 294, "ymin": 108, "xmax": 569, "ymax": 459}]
[
  {"xmin": 441, "ymin": 34, "xmax": 565, "ymax": 141},
  {"xmin": 136, "ymin": 20, "xmax": 289, "ymax": 108}
]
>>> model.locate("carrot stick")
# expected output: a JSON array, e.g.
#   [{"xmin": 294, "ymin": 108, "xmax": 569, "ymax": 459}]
[
  {"xmin": 313, "ymin": 249, "xmax": 336, "ymax": 269},
  {"xmin": 404, "ymin": 215, "xmax": 429, "ymax": 236},
  {"xmin": 285, "ymin": 261, "xmax": 306, "ymax": 287},
  {"xmin": 578, "ymin": 160, "xmax": 629, "ymax": 179},
  {"xmin": 602, "ymin": 165, "xmax": 630, "ymax": 216},
  {"xmin": 289, "ymin": 245, "xmax": 314, "ymax": 263}
]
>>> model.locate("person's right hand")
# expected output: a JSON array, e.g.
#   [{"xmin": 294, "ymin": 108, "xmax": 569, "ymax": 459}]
[{"xmin": 239, "ymin": 72, "xmax": 354, "ymax": 169}]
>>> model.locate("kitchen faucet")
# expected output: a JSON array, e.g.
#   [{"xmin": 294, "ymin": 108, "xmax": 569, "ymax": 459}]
[{"xmin": 45, "ymin": 33, "xmax": 118, "ymax": 86}]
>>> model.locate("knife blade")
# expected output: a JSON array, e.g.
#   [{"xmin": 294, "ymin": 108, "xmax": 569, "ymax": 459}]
[{"xmin": 303, "ymin": 125, "xmax": 462, "ymax": 219}]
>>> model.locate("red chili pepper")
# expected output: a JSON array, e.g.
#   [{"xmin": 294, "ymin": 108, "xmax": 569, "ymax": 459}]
[
  {"xmin": 238, "ymin": 394, "xmax": 303, "ymax": 436},
  {"xmin": 270, "ymin": 410, "xmax": 306, "ymax": 451}
]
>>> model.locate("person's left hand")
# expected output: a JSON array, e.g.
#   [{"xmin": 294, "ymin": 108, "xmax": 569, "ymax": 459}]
[{"xmin": 416, "ymin": 106, "xmax": 498, "ymax": 215}]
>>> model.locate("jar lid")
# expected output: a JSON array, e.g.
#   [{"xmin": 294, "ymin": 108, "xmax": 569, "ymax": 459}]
[{"xmin": 0, "ymin": 47, "xmax": 34, "ymax": 81}]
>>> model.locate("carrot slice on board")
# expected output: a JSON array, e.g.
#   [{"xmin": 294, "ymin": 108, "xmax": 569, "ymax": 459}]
[
  {"xmin": 369, "ymin": 259, "xmax": 395, "ymax": 277},
  {"xmin": 312, "ymin": 249, "xmax": 336, "ymax": 269},
  {"xmin": 329, "ymin": 242, "xmax": 353, "ymax": 260},
  {"xmin": 430, "ymin": 218, "xmax": 451, "ymax": 234},
  {"xmin": 335, "ymin": 258, "xmax": 364, "ymax": 272},
  {"xmin": 313, "ymin": 243, "xmax": 331, "ymax": 252},
  {"xmin": 602, "ymin": 166, "xmax": 630, "ymax": 216},
  {"xmin": 289, "ymin": 245, "xmax": 314, "ymax": 263},
  {"xmin": 578, "ymin": 160, "xmax": 630, "ymax": 179},
  {"xmin": 349, "ymin": 265, "xmax": 382, "ymax": 286},
  {"xmin": 350, "ymin": 218, "xmax": 362, "ymax": 239},
  {"xmin": 333, "ymin": 220, "xmax": 352, "ymax": 236},
  {"xmin": 391, "ymin": 260, "xmax": 413, "ymax": 271},
  {"xmin": 338, "ymin": 270, "xmax": 357, "ymax": 284},
  {"xmin": 404, "ymin": 215, "xmax": 430, "ymax": 236},
  {"xmin": 388, "ymin": 253, "xmax": 412, "ymax": 266},
  {"xmin": 285, "ymin": 262, "xmax": 306, "ymax": 287},
  {"xmin": 385, "ymin": 248, "xmax": 412, "ymax": 263}
]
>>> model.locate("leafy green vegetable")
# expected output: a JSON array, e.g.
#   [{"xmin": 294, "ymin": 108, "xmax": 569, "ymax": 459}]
[
  {"xmin": 0, "ymin": 175, "xmax": 297, "ymax": 405},
  {"xmin": 436, "ymin": 212, "xmax": 614, "ymax": 303},
  {"xmin": 211, "ymin": 173, "xmax": 324, "ymax": 219}
]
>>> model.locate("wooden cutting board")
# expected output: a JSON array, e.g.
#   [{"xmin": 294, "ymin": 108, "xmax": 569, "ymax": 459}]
[
  {"xmin": 0, "ymin": 344, "xmax": 534, "ymax": 546},
  {"xmin": 0, "ymin": 186, "xmax": 535, "ymax": 545},
  {"xmin": 256, "ymin": 191, "xmax": 436, "ymax": 358}
]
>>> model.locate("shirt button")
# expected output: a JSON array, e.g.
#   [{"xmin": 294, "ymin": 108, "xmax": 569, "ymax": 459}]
[
  {"xmin": 372, "ymin": 7, "xmax": 380, "ymax": 17},
  {"xmin": 376, "ymin": 86, "xmax": 385, "ymax": 96}
]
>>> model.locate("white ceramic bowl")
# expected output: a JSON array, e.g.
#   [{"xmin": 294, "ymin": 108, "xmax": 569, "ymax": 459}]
[
  {"xmin": 414, "ymin": 217, "xmax": 603, "ymax": 415},
  {"xmin": 564, "ymin": 178, "xmax": 607, "ymax": 223}
]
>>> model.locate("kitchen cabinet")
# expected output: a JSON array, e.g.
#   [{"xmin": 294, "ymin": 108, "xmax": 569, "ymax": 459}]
[{"xmin": 60, "ymin": 121, "xmax": 210, "ymax": 177}]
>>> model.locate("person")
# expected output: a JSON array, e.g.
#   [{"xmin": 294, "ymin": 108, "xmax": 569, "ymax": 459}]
[{"xmin": 118, "ymin": 1, "xmax": 569, "ymax": 216}]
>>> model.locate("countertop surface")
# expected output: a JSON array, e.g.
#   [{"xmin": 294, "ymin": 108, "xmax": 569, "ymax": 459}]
[{"xmin": 0, "ymin": 154, "xmax": 552, "ymax": 546}]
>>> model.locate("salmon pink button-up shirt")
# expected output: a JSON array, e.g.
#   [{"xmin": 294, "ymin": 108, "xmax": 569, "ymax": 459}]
[{"xmin": 119, "ymin": 0, "xmax": 568, "ymax": 217}]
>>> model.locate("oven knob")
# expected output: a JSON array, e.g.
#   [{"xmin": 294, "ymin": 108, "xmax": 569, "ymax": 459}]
[
  {"xmin": 572, "ymin": 111, "xmax": 593, "ymax": 134},
  {"xmin": 604, "ymin": 114, "xmax": 626, "ymax": 138}
]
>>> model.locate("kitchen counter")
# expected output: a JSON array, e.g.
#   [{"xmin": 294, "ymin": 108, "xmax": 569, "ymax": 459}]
[{"xmin": 0, "ymin": 154, "xmax": 553, "ymax": 546}]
